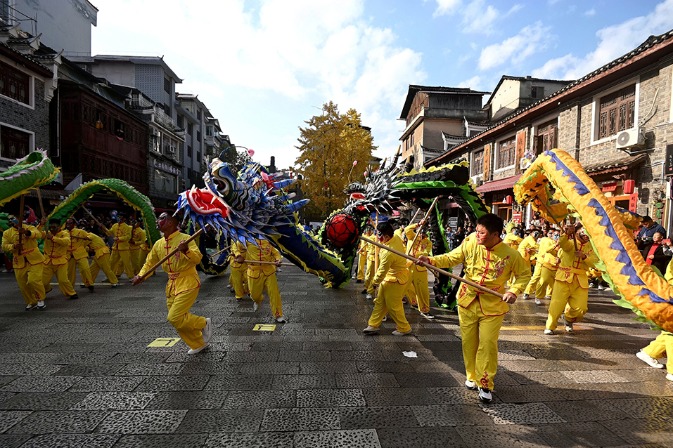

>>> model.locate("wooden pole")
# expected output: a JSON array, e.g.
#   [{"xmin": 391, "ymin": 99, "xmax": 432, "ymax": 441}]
[
  {"xmin": 17, "ymin": 195, "xmax": 25, "ymax": 248},
  {"xmin": 360, "ymin": 235, "xmax": 504, "ymax": 299},
  {"xmin": 406, "ymin": 196, "xmax": 440, "ymax": 255},
  {"xmin": 245, "ymin": 260, "xmax": 293, "ymax": 266},
  {"xmin": 82, "ymin": 206, "xmax": 112, "ymax": 236},
  {"xmin": 135, "ymin": 228, "xmax": 204, "ymax": 282},
  {"xmin": 35, "ymin": 187, "xmax": 46, "ymax": 219}
]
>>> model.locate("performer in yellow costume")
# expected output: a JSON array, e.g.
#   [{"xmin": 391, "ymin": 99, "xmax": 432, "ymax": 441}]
[
  {"xmin": 42, "ymin": 218, "xmax": 78, "ymax": 300},
  {"xmin": 544, "ymin": 225, "xmax": 598, "ymax": 334},
  {"xmin": 363, "ymin": 221, "xmax": 412, "ymax": 336},
  {"xmin": 2, "ymin": 214, "xmax": 46, "ymax": 310},
  {"xmin": 363, "ymin": 234, "xmax": 378, "ymax": 300},
  {"xmin": 355, "ymin": 227, "xmax": 372, "ymax": 283},
  {"xmin": 530, "ymin": 230, "xmax": 558, "ymax": 305},
  {"xmin": 132, "ymin": 212, "xmax": 211, "ymax": 355},
  {"xmin": 109, "ymin": 214, "xmax": 135, "ymax": 279},
  {"xmin": 87, "ymin": 231, "xmax": 119, "ymax": 287},
  {"xmin": 65, "ymin": 218, "xmax": 94, "ymax": 292},
  {"xmin": 518, "ymin": 230, "xmax": 540, "ymax": 299},
  {"xmin": 130, "ymin": 219, "xmax": 149, "ymax": 275},
  {"xmin": 246, "ymin": 238, "xmax": 286, "ymax": 323},
  {"xmin": 502, "ymin": 222, "xmax": 522, "ymax": 250},
  {"xmin": 419, "ymin": 213, "xmax": 530, "ymax": 403},
  {"xmin": 229, "ymin": 240, "xmax": 249, "ymax": 300},
  {"xmin": 404, "ymin": 221, "xmax": 433, "ymax": 318}
]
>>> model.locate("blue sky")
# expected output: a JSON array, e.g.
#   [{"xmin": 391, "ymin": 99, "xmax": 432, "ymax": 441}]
[{"xmin": 91, "ymin": 0, "xmax": 673, "ymax": 170}]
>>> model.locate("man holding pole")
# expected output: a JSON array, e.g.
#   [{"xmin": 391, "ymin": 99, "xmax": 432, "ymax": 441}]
[
  {"xmin": 246, "ymin": 237, "xmax": 287, "ymax": 323},
  {"xmin": 418, "ymin": 213, "xmax": 530, "ymax": 403},
  {"xmin": 65, "ymin": 218, "xmax": 94, "ymax": 292},
  {"xmin": 131, "ymin": 212, "xmax": 212, "ymax": 355}
]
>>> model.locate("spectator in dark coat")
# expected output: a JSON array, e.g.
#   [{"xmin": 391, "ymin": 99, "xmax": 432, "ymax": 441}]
[{"xmin": 641, "ymin": 232, "xmax": 672, "ymax": 275}]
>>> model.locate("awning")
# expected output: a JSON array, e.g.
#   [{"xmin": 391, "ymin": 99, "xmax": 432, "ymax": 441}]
[
  {"xmin": 584, "ymin": 153, "xmax": 647, "ymax": 175},
  {"xmin": 476, "ymin": 175, "xmax": 521, "ymax": 193}
]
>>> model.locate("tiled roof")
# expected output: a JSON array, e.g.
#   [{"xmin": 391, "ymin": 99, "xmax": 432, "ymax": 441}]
[{"xmin": 583, "ymin": 153, "xmax": 647, "ymax": 174}]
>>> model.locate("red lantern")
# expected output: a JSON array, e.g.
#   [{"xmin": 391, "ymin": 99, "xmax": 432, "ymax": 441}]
[
  {"xmin": 623, "ymin": 179, "xmax": 635, "ymax": 194},
  {"xmin": 504, "ymin": 195, "xmax": 513, "ymax": 205}
]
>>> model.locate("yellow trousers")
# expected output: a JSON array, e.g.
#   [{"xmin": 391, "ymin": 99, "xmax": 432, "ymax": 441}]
[
  {"xmin": 546, "ymin": 277, "xmax": 588, "ymax": 330},
  {"xmin": 356, "ymin": 253, "xmax": 366, "ymax": 281},
  {"xmin": 166, "ymin": 287, "xmax": 207, "ymax": 349},
  {"xmin": 524, "ymin": 263, "xmax": 540, "ymax": 295},
  {"xmin": 364, "ymin": 259, "xmax": 376, "ymax": 294},
  {"xmin": 535, "ymin": 266, "xmax": 556, "ymax": 299},
  {"xmin": 43, "ymin": 262, "xmax": 76, "ymax": 297},
  {"xmin": 405, "ymin": 270, "xmax": 431, "ymax": 313},
  {"xmin": 367, "ymin": 281, "xmax": 411, "ymax": 333},
  {"xmin": 642, "ymin": 332, "xmax": 673, "ymax": 374},
  {"xmin": 131, "ymin": 248, "xmax": 149, "ymax": 275},
  {"xmin": 14, "ymin": 263, "xmax": 45, "ymax": 305},
  {"xmin": 68, "ymin": 257, "xmax": 93, "ymax": 287},
  {"xmin": 230, "ymin": 265, "xmax": 249, "ymax": 299},
  {"xmin": 111, "ymin": 249, "xmax": 134, "ymax": 279},
  {"xmin": 459, "ymin": 299, "xmax": 505, "ymax": 391},
  {"xmin": 89, "ymin": 254, "xmax": 118, "ymax": 285},
  {"xmin": 248, "ymin": 272, "xmax": 283, "ymax": 318}
]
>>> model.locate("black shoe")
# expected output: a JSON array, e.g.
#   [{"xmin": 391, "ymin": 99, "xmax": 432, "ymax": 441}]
[
  {"xmin": 68, "ymin": 294, "xmax": 79, "ymax": 300},
  {"xmin": 361, "ymin": 289, "xmax": 367, "ymax": 295},
  {"xmin": 88, "ymin": 285, "xmax": 94, "ymax": 292},
  {"xmin": 79, "ymin": 284, "xmax": 87, "ymax": 288},
  {"xmin": 355, "ymin": 279, "xmax": 363, "ymax": 283}
]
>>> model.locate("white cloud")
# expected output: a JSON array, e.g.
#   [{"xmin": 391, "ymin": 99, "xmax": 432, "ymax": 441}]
[
  {"xmin": 433, "ymin": 0, "xmax": 462, "ymax": 17},
  {"xmin": 584, "ymin": 8, "xmax": 596, "ymax": 17},
  {"xmin": 532, "ymin": 0, "xmax": 673, "ymax": 80},
  {"xmin": 91, "ymin": 0, "xmax": 425, "ymax": 168},
  {"xmin": 478, "ymin": 22, "xmax": 552, "ymax": 70},
  {"xmin": 434, "ymin": 0, "xmax": 524, "ymax": 35}
]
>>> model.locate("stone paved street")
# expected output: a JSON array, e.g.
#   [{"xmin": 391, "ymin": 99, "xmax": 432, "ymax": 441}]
[{"xmin": 0, "ymin": 264, "xmax": 672, "ymax": 447}]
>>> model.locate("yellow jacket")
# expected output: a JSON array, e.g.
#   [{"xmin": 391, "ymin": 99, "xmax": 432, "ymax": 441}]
[
  {"xmin": 502, "ymin": 233, "xmax": 522, "ymax": 250},
  {"xmin": 230, "ymin": 240, "xmax": 248, "ymax": 269},
  {"xmin": 366, "ymin": 237, "xmax": 377, "ymax": 261},
  {"xmin": 87, "ymin": 232, "xmax": 110, "ymax": 259},
  {"xmin": 554, "ymin": 235, "xmax": 598, "ymax": 287},
  {"xmin": 536, "ymin": 237, "xmax": 560, "ymax": 270},
  {"xmin": 131, "ymin": 227, "xmax": 147, "ymax": 250},
  {"xmin": 246, "ymin": 239, "xmax": 281, "ymax": 277},
  {"xmin": 372, "ymin": 234, "xmax": 410, "ymax": 285},
  {"xmin": 430, "ymin": 236, "xmax": 531, "ymax": 316},
  {"xmin": 404, "ymin": 223, "xmax": 432, "ymax": 272},
  {"xmin": 518, "ymin": 235, "xmax": 538, "ymax": 263},
  {"xmin": 109, "ymin": 222, "xmax": 132, "ymax": 251},
  {"xmin": 68, "ymin": 228, "xmax": 91, "ymax": 260},
  {"xmin": 43, "ymin": 229, "xmax": 71, "ymax": 265},
  {"xmin": 1, "ymin": 225, "xmax": 45, "ymax": 268},
  {"xmin": 138, "ymin": 230, "xmax": 202, "ymax": 296}
]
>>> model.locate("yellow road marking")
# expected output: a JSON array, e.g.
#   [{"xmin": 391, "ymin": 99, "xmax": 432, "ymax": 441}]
[
  {"xmin": 147, "ymin": 337, "xmax": 181, "ymax": 347},
  {"xmin": 253, "ymin": 324, "xmax": 276, "ymax": 332}
]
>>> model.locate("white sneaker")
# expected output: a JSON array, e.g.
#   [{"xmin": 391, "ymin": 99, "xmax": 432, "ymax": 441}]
[
  {"xmin": 420, "ymin": 312, "xmax": 435, "ymax": 320},
  {"xmin": 522, "ymin": 294, "xmax": 530, "ymax": 300},
  {"xmin": 275, "ymin": 316, "xmax": 287, "ymax": 323},
  {"xmin": 597, "ymin": 285, "xmax": 605, "ymax": 290},
  {"xmin": 187, "ymin": 343, "xmax": 209, "ymax": 355},
  {"xmin": 636, "ymin": 350, "xmax": 664, "ymax": 369},
  {"xmin": 25, "ymin": 304, "xmax": 37, "ymax": 311},
  {"xmin": 465, "ymin": 380, "xmax": 477, "ymax": 390},
  {"xmin": 543, "ymin": 329, "xmax": 554, "ymax": 335},
  {"xmin": 666, "ymin": 373, "xmax": 673, "ymax": 381},
  {"xmin": 562, "ymin": 315, "xmax": 574, "ymax": 333},
  {"xmin": 36, "ymin": 301, "xmax": 46, "ymax": 311},
  {"xmin": 253, "ymin": 302, "xmax": 259, "ymax": 312},
  {"xmin": 362, "ymin": 326, "xmax": 379, "ymax": 334},
  {"xmin": 202, "ymin": 318, "xmax": 212, "ymax": 343},
  {"xmin": 534, "ymin": 298, "xmax": 542, "ymax": 305},
  {"xmin": 365, "ymin": 293, "xmax": 373, "ymax": 300},
  {"xmin": 382, "ymin": 315, "xmax": 387, "ymax": 322},
  {"xmin": 478, "ymin": 387, "xmax": 492, "ymax": 403},
  {"xmin": 392, "ymin": 329, "xmax": 411, "ymax": 336}
]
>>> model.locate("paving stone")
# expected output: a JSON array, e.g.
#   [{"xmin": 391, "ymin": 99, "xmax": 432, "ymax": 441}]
[
  {"xmin": 363, "ymin": 387, "xmax": 435, "ymax": 406},
  {"xmin": 481, "ymin": 402, "xmax": 567, "ymax": 425},
  {"xmin": 0, "ymin": 391, "xmax": 16, "ymax": 404},
  {"xmin": 294, "ymin": 429, "xmax": 380, "ymax": 447},
  {"xmin": 356, "ymin": 361, "xmax": 416, "ymax": 373},
  {"xmin": 0, "ymin": 364, "xmax": 62, "ymax": 375},
  {"xmin": 296, "ymin": 389, "xmax": 365, "ymax": 407},
  {"xmin": 412, "ymin": 404, "xmax": 494, "ymax": 427},
  {"xmin": 113, "ymin": 434, "xmax": 208, "ymax": 448},
  {"xmin": 376, "ymin": 427, "xmax": 467, "ymax": 447},
  {"xmin": 205, "ymin": 374, "xmax": 274, "ymax": 390},
  {"xmin": 144, "ymin": 390, "xmax": 228, "ymax": 410},
  {"xmin": 176, "ymin": 409, "xmax": 262, "ymax": 433},
  {"xmin": 52, "ymin": 353, "xmax": 116, "ymax": 365},
  {"xmin": 0, "ymin": 435, "xmax": 31, "ymax": 448},
  {"xmin": 6, "ymin": 410, "xmax": 108, "ymax": 434},
  {"xmin": 96, "ymin": 410, "xmax": 187, "ymax": 434},
  {"xmin": 535, "ymin": 421, "xmax": 631, "ymax": 447},
  {"xmin": 0, "ymin": 377, "xmax": 18, "ymax": 387},
  {"xmin": 222, "ymin": 390, "xmax": 296, "ymax": 409},
  {"xmin": 204, "ymin": 432, "xmax": 294, "ymax": 448},
  {"xmin": 56, "ymin": 364, "xmax": 124, "ymax": 377},
  {"xmin": 339, "ymin": 406, "xmax": 419, "ymax": 429},
  {"xmin": 71, "ymin": 392, "xmax": 156, "ymax": 410},
  {"xmin": 69, "ymin": 376, "xmax": 146, "ymax": 392},
  {"xmin": 278, "ymin": 350, "xmax": 331, "ymax": 362},
  {"xmin": 179, "ymin": 361, "xmax": 239, "ymax": 375},
  {"xmin": 456, "ymin": 424, "xmax": 553, "ymax": 447},
  {"xmin": 0, "ymin": 353, "xmax": 60, "ymax": 364},
  {"xmin": 17, "ymin": 434, "xmax": 119, "ymax": 448},
  {"xmin": 300, "ymin": 361, "xmax": 358, "ymax": 374},
  {"xmin": 135, "ymin": 375, "xmax": 210, "ymax": 392},
  {"xmin": 546, "ymin": 399, "xmax": 630, "ymax": 422},
  {"xmin": 104, "ymin": 352, "xmax": 172, "ymax": 364},
  {"xmin": 260, "ymin": 408, "xmax": 340, "ymax": 431},
  {"xmin": 0, "ymin": 410, "xmax": 31, "ymax": 433},
  {"xmin": 559, "ymin": 369, "xmax": 630, "ymax": 383},
  {"xmin": 237, "ymin": 361, "xmax": 301, "ymax": 375},
  {"xmin": 115, "ymin": 363, "xmax": 184, "ymax": 376},
  {"xmin": 0, "ymin": 392, "xmax": 88, "ymax": 410},
  {"xmin": 335, "ymin": 373, "xmax": 400, "ymax": 388},
  {"xmin": 273, "ymin": 374, "xmax": 336, "ymax": 389},
  {"xmin": 598, "ymin": 418, "xmax": 673, "ymax": 445},
  {"xmin": 425, "ymin": 387, "xmax": 482, "ymax": 405},
  {"xmin": 0, "ymin": 376, "xmax": 81, "ymax": 393},
  {"xmin": 394, "ymin": 372, "xmax": 460, "ymax": 388}
]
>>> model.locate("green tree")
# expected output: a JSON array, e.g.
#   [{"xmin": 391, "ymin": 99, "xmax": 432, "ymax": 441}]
[
  {"xmin": 218, "ymin": 144, "xmax": 252, "ymax": 175},
  {"xmin": 296, "ymin": 102, "xmax": 376, "ymax": 220}
]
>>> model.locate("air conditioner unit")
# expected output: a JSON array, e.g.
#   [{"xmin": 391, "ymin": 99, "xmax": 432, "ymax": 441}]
[{"xmin": 616, "ymin": 129, "xmax": 644, "ymax": 149}]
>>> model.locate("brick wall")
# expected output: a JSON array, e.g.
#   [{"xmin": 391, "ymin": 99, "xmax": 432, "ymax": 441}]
[{"xmin": 0, "ymin": 79, "xmax": 50, "ymax": 149}]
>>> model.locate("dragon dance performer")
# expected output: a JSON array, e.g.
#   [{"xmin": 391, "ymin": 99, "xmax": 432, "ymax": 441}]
[
  {"xmin": 229, "ymin": 239, "xmax": 249, "ymax": 300},
  {"xmin": 87, "ymin": 231, "xmax": 119, "ymax": 287},
  {"xmin": 519, "ymin": 230, "xmax": 540, "ymax": 300},
  {"xmin": 363, "ymin": 221, "xmax": 412, "ymax": 336},
  {"xmin": 363, "ymin": 231, "xmax": 378, "ymax": 300},
  {"xmin": 544, "ymin": 224, "xmax": 598, "ymax": 335},
  {"xmin": 355, "ymin": 227, "xmax": 372, "ymax": 283},
  {"xmin": 419, "ymin": 213, "xmax": 531, "ymax": 403},
  {"xmin": 109, "ymin": 213, "xmax": 135, "ymax": 280},
  {"xmin": 1, "ymin": 214, "xmax": 46, "ymax": 310},
  {"xmin": 404, "ymin": 221, "xmax": 434, "ymax": 319},
  {"xmin": 42, "ymin": 218, "xmax": 78, "ymax": 300},
  {"xmin": 246, "ymin": 237, "xmax": 287, "ymax": 323},
  {"xmin": 65, "ymin": 218, "xmax": 94, "ymax": 292},
  {"xmin": 132, "ymin": 212, "xmax": 212, "ymax": 355},
  {"xmin": 533, "ymin": 229, "xmax": 560, "ymax": 306},
  {"xmin": 130, "ymin": 219, "xmax": 149, "ymax": 276}
]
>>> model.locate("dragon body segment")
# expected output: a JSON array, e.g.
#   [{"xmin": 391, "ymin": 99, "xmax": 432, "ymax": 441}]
[
  {"xmin": 0, "ymin": 150, "xmax": 60, "ymax": 206},
  {"xmin": 515, "ymin": 149, "xmax": 673, "ymax": 332}
]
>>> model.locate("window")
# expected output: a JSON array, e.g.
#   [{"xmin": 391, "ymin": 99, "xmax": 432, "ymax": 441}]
[
  {"xmin": 197, "ymin": 151, "xmax": 201, "ymax": 163},
  {"xmin": 0, "ymin": 60, "xmax": 30, "ymax": 105},
  {"xmin": 197, "ymin": 130, "xmax": 201, "ymax": 143},
  {"xmin": 177, "ymin": 114, "xmax": 184, "ymax": 128},
  {"xmin": 471, "ymin": 150, "xmax": 484, "ymax": 176},
  {"xmin": 531, "ymin": 86, "xmax": 544, "ymax": 99},
  {"xmin": 197, "ymin": 109, "xmax": 202, "ymax": 120},
  {"xmin": 164, "ymin": 77, "xmax": 171, "ymax": 94},
  {"xmin": 1, "ymin": 126, "xmax": 31, "ymax": 160},
  {"xmin": 598, "ymin": 85, "xmax": 635, "ymax": 139},
  {"xmin": 187, "ymin": 124, "xmax": 193, "ymax": 136},
  {"xmin": 535, "ymin": 119, "xmax": 558, "ymax": 154},
  {"xmin": 496, "ymin": 137, "xmax": 515, "ymax": 169},
  {"xmin": 187, "ymin": 145, "xmax": 193, "ymax": 157}
]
